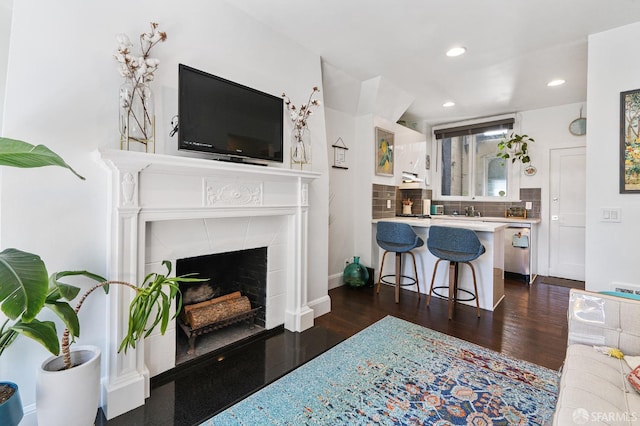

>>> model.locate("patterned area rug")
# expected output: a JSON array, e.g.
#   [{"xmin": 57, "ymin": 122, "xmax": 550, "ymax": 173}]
[{"xmin": 205, "ymin": 316, "xmax": 559, "ymax": 425}]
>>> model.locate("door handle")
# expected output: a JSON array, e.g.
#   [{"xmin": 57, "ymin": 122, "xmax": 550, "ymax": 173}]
[{"xmin": 551, "ymin": 215, "xmax": 559, "ymax": 221}]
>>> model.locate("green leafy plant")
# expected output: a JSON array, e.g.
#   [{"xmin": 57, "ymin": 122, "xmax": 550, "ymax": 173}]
[
  {"xmin": 0, "ymin": 137, "xmax": 90, "ymax": 357},
  {"xmin": 496, "ymin": 133, "xmax": 534, "ymax": 165},
  {"xmin": 0, "ymin": 137, "xmax": 84, "ymax": 179},
  {"xmin": 0, "ymin": 137, "xmax": 204, "ymax": 369},
  {"xmin": 58, "ymin": 261, "xmax": 202, "ymax": 369},
  {"xmin": 0, "ymin": 250, "xmax": 104, "ymax": 357}
]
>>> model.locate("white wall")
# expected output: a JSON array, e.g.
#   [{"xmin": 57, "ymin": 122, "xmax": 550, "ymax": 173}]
[
  {"xmin": 586, "ymin": 22, "xmax": 640, "ymax": 291},
  {"xmin": 0, "ymin": 0, "xmax": 11, "ymax": 133},
  {"xmin": 0, "ymin": 0, "xmax": 329, "ymax": 420},
  {"xmin": 325, "ymin": 107, "xmax": 356, "ymax": 288},
  {"xmin": 517, "ymin": 102, "xmax": 586, "ymax": 276}
]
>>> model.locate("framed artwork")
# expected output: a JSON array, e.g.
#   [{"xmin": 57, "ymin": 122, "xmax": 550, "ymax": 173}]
[
  {"xmin": 331, "ymin": 137, "xmax": 349, "ymax": 169},
  {"xmin": 375, "ymin": 127, "xmax": 394, "ymax": 176},
  {"xmin": 621, "ymin": 89, "xmax": 640, "ymax": 193}
]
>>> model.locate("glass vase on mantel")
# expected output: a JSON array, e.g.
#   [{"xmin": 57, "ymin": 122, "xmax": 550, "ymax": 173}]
[
  {"xmin": 119, "ymin": 80, "xmax": 155, "ymax": 153},
  {"xmin": 290, "ymin": 126, "xmax": 311, "ymax": 169}
]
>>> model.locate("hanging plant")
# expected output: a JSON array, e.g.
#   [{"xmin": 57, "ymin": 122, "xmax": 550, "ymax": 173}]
[{"xmin": 497, "ymin": 133, "xmax": 534, "ymax": 164}]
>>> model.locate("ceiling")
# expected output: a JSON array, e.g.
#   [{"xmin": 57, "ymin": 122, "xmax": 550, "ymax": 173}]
[{"xmin": 229, "ymin": 0, "xmax": 640, "ymax": 125}]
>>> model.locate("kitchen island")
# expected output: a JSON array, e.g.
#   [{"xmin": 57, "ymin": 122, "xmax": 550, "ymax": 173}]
[{"xmin": 372, "ymin": 217, "xmax": 509, "ymax": 311}]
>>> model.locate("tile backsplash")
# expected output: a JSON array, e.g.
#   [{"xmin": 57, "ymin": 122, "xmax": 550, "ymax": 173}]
[
  {"xmin": 371, "ymin": 186, "xmax": 541, "ymax": 219},
  {"xmin": 431, "ymin": 188, "xmax": 541, "ymax": 218},
  {"xmin": 372, "ymin": 184, "xmax": 397, "ymax": 219},
  {"xmin": 395, "ymin": 188, "xmax": 433, "ymax": 216}
]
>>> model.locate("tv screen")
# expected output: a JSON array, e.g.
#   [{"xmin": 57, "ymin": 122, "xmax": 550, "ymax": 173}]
[{"xmin": 178, "ymin": 64, "xmax": 283, "ymax": 163}]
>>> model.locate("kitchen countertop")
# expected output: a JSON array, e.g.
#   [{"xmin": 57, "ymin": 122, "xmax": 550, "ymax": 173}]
[
  {"xmin": 430, "ymin": 215, "xmax": 541, "ymax": 225},
  {"xmin": 372, "ymin": 217, "xmax": 509, "ymax": 232}
]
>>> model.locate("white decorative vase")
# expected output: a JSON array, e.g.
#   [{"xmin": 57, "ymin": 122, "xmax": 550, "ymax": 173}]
[{"xmin": 36, "ymin": 345, "xmax": 101, "ymax": 426}]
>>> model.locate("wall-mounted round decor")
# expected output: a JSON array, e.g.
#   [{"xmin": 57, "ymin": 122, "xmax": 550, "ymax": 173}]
[
  {"xmin": 524, "ymin": 165, "xmax": 537, "ymax": 176},
  {"xmin": 569, "ymin": 116, "xmax": 587, "ymax": 136}
]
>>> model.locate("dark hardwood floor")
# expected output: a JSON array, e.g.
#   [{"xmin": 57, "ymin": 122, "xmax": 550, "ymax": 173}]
[
  {"xmin": 317, "ymin": 277, "xmax": 571, "ymax": 370},
  {"xmin": 100, "ymin": 276, "xmax": 572, "ymax": 425}
]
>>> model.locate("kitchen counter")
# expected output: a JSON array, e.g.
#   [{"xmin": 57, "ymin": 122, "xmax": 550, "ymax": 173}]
[
  {"xmin": 373, "ymin": 217, "xmax": 509, "ymax": 232},
  {"xmin": 430, "ymin": 215, "xmax": 541, "ymax": 224},
  {"xmin": 372, "ymin": 217, "xmax": 506, "ymax": 311}
]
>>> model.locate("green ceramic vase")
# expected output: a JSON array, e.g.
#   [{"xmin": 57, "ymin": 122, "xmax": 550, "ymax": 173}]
[{"xmin": 343, "ymin": 256, "xmax": 369, "ymax": 288}]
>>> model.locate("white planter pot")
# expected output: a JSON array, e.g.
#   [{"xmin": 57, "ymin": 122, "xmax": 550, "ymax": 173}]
[{"xmin": 36, "ymin": 345, "xmax": 101, "ymax": 426}]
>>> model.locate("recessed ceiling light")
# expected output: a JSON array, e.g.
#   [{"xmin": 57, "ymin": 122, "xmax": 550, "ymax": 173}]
[
  {"xmin": 547, "ymin": 79, "xmax": 566, "ymax": 87},
  {"xmin": 443, "ymin": 101, "xmax": 455, "ymax": 108},
  {"xmin": 446, "ymin": 47, "xmax": 467, "ymax": 57}
]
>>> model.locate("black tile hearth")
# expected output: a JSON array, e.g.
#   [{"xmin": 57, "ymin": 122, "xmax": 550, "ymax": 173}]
[{"xmin": 96, "ymin": 326, "xmax": 343, "ymax": 426}]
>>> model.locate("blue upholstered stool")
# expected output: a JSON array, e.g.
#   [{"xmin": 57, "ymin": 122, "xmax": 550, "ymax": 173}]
[
  {"xmin": 426, "ymin": 226, "xmax": 485, "ymax": 319},
  {"xmin": 375, "ymin": 221, "xmax": 424, "ymax": 303}
]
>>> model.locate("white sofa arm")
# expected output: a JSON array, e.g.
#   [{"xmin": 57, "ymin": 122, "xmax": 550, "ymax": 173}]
[{"xmin": 567, "ymin": 289, "xmax": 640, "ymax": 355}]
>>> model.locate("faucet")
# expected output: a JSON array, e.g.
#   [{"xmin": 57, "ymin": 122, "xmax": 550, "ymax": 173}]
[{"xmin": 465, "ymin": 206, "xmax": 475, "ymax": 217}]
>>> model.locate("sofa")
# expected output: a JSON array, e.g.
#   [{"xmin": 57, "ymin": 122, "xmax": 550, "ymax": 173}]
[{"xmin": 552, "ymin": 289, "xmax": 640, "ymax": 425}]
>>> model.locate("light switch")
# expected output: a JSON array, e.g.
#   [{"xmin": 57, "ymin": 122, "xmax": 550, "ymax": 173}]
[
  {"xmin": 525, "ymin": 201, "xmax": 532, "ymax": 210},
  {"xmin": 386, "ymin": 199, "xmax": 391, "ymax": 209},
  {"xmin": 601, "ymin": 207, "xmax": 622, "ymax": 222}
]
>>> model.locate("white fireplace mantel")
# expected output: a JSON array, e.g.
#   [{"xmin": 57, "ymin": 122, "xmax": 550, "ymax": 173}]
[{"xmin": 97, "ymin": 149, "xmax": 320, "ymax": 419}]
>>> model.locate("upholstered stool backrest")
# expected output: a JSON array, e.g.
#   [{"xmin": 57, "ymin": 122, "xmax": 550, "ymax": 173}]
[
  {"xmin": 427, "ymin": 226, "xmax": 485, "ymax": 262},
  {"xmin": 376, "ymin": 221, "xmax": 424, "ymax": 253}
]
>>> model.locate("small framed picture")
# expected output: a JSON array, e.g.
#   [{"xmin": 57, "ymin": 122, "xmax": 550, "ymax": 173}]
[
  {"xmin": 375, "ymin": 127, "xmax": 394, "ymax": 176},
  {"xmin": 332, "ymin": 137, "xmax": 348, "ymax": 169}
]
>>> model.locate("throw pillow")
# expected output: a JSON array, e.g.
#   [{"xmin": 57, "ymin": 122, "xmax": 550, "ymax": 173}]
[{"xmin": 629, "ymin": 366, "xmax": 640, "ymax": 394}]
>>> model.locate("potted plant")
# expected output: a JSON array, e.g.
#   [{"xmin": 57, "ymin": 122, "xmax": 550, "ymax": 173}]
[
  {"xmin": 36, "ymin": 262, "xmax": 201, "ymax": 426},
  {"xmin": 0, "ymin": 137, "xmax": 88, "ymax": 426},
  {"xmin": 0, "ymin": 138, "xmax": 203, "ymax": 425},
  {"xmin": 496, "ymin": 132, "xmax": 534, "ymax": 165}
]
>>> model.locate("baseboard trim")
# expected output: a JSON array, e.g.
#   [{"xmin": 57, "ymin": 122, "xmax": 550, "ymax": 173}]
[
  {"xmin": 328, "ymin": 272, "xmax": 343, "ymax": 290},
  {"xmin": 308, "ymin": 294, "xmax": 331, "ymax": 318}
]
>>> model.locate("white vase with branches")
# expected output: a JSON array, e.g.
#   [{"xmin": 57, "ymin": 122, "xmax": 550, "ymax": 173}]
[
  {"xmin": 114, "ymin": 22, "xmax": 167, "ymax": 152},
  {"xmin": 282, "ymin": 86, "xmax": 320, "ymax": 168}
]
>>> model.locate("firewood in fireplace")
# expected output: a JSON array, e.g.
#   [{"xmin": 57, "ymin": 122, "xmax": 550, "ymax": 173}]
[
  {"xmin": 183, "ymin": 291, "xmax": 242, "ymax": 315},
  {"xmin": 186, "ymin": 295, "xmax": 252, "ymax": 329},
  {"xmin": 179, "ymin": 291, "xmax": 242, "ymax": 325}
]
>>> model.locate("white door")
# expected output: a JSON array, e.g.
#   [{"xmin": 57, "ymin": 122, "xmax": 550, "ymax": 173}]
[{"xmin": 549, "ymin": 147, "xmax": 586, "ymax": 280}]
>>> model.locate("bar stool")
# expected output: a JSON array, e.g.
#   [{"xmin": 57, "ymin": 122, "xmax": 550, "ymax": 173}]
[
  {"xmin": 426, "ymin": 225, "xmax": 485, "ymax": 319},
  {"xmin": 375, "ymin": 221, "xmax": 424, "ymax": 303}
]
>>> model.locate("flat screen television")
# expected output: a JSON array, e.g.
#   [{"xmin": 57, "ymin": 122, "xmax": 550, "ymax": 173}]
[{"xmin": 178, "ymin": 64, "xmax": 283, "ymax": 163}]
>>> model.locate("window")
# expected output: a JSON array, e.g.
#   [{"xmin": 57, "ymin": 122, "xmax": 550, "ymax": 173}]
[{"xmin": 435, "ymin": 118, "xmax": 514, "ymax": 199}]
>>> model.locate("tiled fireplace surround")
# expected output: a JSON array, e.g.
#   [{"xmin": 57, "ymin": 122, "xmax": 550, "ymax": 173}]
[{"xmin": 98, "ymin": 149, "xmax": 320, "ymax": 420}]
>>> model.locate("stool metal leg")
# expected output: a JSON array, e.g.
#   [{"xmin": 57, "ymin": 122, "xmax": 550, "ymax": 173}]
[
  {"xmin": 379, "ymin": 250, "xmax": 419, "ymax": 303},
  {"xmin": 448, "ymin": 261, "xmax": 457, "ymax": 320},
  {"xmin": 465, "ymin": 261, "xmax": 481, "ymax": 318},
  {"xmin": 395, "ymin": 252, "xmax": 401, "ymax": 303},
  {"xmin": 376, "ymin": 250, "xmax": 390, "ymax": 295},
  {"xmin": 427, "ymin": 258, "xmax": 444, "ymax": 306},
  {"xmin": 408, "ymin": 251, "xmax": 420, "ymax": 299}
]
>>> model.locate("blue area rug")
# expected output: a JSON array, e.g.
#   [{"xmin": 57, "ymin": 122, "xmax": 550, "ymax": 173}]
[{"xmin": 204, "ymin": 316, "xmax": 559, "ymax": 425}]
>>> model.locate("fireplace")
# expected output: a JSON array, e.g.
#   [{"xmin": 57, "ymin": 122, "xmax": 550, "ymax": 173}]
[
  {"xmin": 174, "ymin": 248, "xmax": 268, "ymax": 362},
  {"xmin": 98, "ymin": 149, "xmax": 321, "ymax": 420}
]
